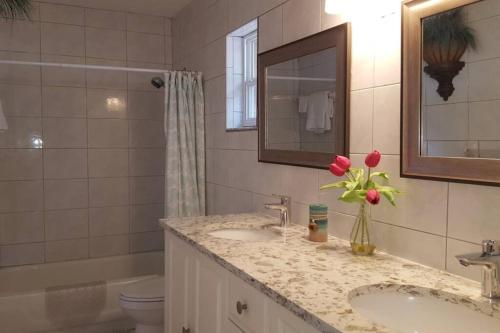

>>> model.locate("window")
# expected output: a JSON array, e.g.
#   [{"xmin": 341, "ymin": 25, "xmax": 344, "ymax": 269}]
[
  {"xmin": 242, "ymin": 31, "xmax": 257, "ymax": 127},
  {"xmin": 226, "ymin": 20, "xmax": 258, "ymax": 130}
]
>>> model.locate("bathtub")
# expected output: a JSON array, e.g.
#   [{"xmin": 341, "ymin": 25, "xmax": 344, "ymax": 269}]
[{"xmin": 0, "ymin": 251, "xmax": 164, "ymax": 333}]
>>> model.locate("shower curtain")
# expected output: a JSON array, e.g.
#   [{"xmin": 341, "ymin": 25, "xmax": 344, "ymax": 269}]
[{"xmin": 164, "ymin": 71, "xmax": 205, "ymax": 217}]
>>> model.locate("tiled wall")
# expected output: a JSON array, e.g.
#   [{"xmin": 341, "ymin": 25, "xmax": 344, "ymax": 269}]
[
  {"xmin": 0, "ymin": 2, "xmax": 172, "ymax": 267},
  {"xmin": 422, "ymin": 1, "xmax": 500, "ymax": 158},
  {"xmin": 173, "ymin": 0, "xmax": 497, "ymax": 282}
]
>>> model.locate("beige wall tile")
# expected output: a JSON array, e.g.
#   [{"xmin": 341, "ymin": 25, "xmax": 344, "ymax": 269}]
[
  {"xmin": 45, "ymin": 238, "xmax": 88, "ymax": 262},
  {"xmin": 85, "ymin": 8, "xmax": 126, "ymax": 30},
  {"xmin": 469, "ymin": 58, "xmax": 500, "ymax": 101},
  {"xmin": 90, "ymin": 235, "xmax": 129, "ymax": 258},
  {"xmin": 130, "ymin": 231, "xmax": 164, "ymax": 253},
  {"xmin": 41, "ymin": 22, "xmax": 84, "ymax": 56},
  {"xmin": 89, "ymin": 206, "xmax": 129, "ymax": 236},
  {"xmin": 0, "ymin": 149, "xmax": 42, "ymax": 180},
  {"xmin": 86, "ymin": 58, "xmax": 127, "ymax": 89},
  {"xmin": 0, "ymin": 51, "xmax": 41, "ymax": 85},
  {"xmin": 373, "ymin": 84, "xmax": 400, "ymax": 154},
  {"xmin": 44, "ymin": 209, "xmax": 89, "ymax": 241},
  {"xmin": 126, "ymin": 13, "xmax": 164, "ymax": 34},
  {"xmin": 129, "ymin": 148, "xmax": 164, "ymax": 176},
  {"xmin": 128, "ymin": 120, "xmax": 164, "ymax": 148},
  {"xmin": 43, "ymin": 149, "xmax": 87, "ymax": 179},
  {"xmin": 320, "ymin": 0, "xmax": 348, "ymax": 30},
  {"xmin": 128, "ymin": 91, "xmax": 163, "ymax": 120},
  {"xmin": 44, "ymin": 179, "xmax": 88, "ymax": 210},
  {"xmin": 88, "ymin": 148, "xmax": 128, "ymax": 178},
  {"xmin": 130, "ymin": 204, "xmax": 163, "ymax": 233},
  {"xmin": 0, "ymin": 20, "xmax": 40, "ymax": 53},
  {"xmin": 87, "ymin": 119, "xmax": 128, "ymax": 148},
  {"xmin": 86, "ymin": 88, "xmax": 127, "ymax": 119},
  {"xmin": 0, "ymin": 243, "xmax": 44, "ymax": 267},
  {"xmin": 468, "ymin": 15, "xmax": 500, "ymax": 63},
  {"xmin": 41, "ymin": 54, "xmax": 85, "ymax": 87},
  {"xmin": 426, "ymin": 103, "xmax": 468, "ymax": 141},
  {"xmin": 0, "ymin": 180, "xmax": 43, "ymax": 213},
  {"xmin": 201, "ymin": 38, "xmax": 226, "ymax": 80},
  {"xmin": 164, "ymin": 18, "xmax": 172, "ymax": 36},
  {"xmin": 165, "ymin": 37, "xmax": 173, "ymax": 65},
  {"xmin": 85, "ymin": 27, "xmax": 126, "ymax": 60},
  {"xmin": 39, "ymin": 3, "xmax": 84, "ymax": 25},
  {"xmin": 281, "ymin": 165, "xmax": 319, "ymax": 205},
  {"xmin": 0, "ymin": 84, "xmax": 41, "ymax": 117},
  {"xmin": 129, "ymin": 176, "xmax": 164, "ymax": 205},
  {"xmin": 0, "ymin": 212, "xmax": 43, "ymax": 245},
  {"xmin": 42, "ymin": 118, "xmax": 87, "ymax": 148},
  {"xmin": 127, "ymin": 32, "xmax": 165, "ymax": 64},
  {"xmin": 127, "ymin": 61, "xmax": 169, "ymax": 91},
  {"xmin": 374, "ymin": 11, "xmax": 400, "ymax": 86},
  {"xmin": 469, "ymin": 100, "xmax": 500, "ymax": 140},
  {"xmin": 258, "ymin": 6, "xmax": 283, "ymax": 53},
  {"xmin": 350, "ymin": 20, "xmax": 375, "ymax": 90},
  {"xmin": 283, "ymin": 0, "xmax": 321, "ymax": 44},
  {"xmin": 42, "ymin": 86, "xmax": 86, "ymax": 118},
  {"xmin": 89, "ymin": 177, "xmax": 129, "ymax": 207},
  {"xmin": 0, "ymin": 117, "xmax": 42, "ymax": 148},
  {"xmin": 205, "ymin": 76, "xmax": 226, "ymax": 115},
  {"xmin": 349, "ymin": 89, "xmax": 373, "ymax": 154}
]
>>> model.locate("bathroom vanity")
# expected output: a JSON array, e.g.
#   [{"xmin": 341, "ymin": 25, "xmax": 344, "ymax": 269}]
[{"xmin": 161, "ymin": 214, "xmax": 500, "ymax": 333}]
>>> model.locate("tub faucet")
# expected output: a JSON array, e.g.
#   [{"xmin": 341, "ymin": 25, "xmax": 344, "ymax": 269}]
[
  {"xmin": 264, "ymin": 194, "xmax": 291, "ymax": 228},
  {"xmin": 456, "ymin": 240, "xmax": 500, "ymax": 299}
]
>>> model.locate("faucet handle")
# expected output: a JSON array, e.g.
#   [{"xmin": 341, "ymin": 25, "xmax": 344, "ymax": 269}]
[{"xmin": 482, "ymin": 240, "xmax": 500, "ymax": 256}]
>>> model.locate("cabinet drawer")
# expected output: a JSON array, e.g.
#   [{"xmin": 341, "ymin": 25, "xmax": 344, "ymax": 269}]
[{"xmin": 227, "ymin": 274, "xmax": 266, "ymax": 333}]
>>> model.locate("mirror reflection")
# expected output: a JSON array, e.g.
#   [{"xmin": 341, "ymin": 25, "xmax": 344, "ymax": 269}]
[
  {"xmin": 265, "ymin": 47, "xmax": 337, "ymax": 153},
  {"xmin": 420, "ymin": 0, "xmax": 500, "ymax": 159}
]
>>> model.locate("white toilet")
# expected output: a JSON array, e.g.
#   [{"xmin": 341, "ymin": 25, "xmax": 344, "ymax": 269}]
[{"xmin": 120, "ymin": 276, "xmax": 164, "ymax": 333}]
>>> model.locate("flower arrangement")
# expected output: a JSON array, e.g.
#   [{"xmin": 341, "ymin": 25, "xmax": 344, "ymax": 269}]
[{"xmin": 320, "ymin": 151, "xmax": 400, "ymax": 255}]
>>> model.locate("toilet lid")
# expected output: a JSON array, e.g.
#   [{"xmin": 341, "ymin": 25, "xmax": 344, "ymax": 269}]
[{"xmin": 120, "ymin": 276, "xmax": 164, "ymax": 301}]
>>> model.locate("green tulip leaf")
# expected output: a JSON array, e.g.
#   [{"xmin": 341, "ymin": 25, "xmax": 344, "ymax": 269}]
[
  {"xmin": 370, "ymin": 172, "xmax": 390, "ymax": 181},
  {"xmin": 320, "ymin": 181, "xmax": 350, "ymax": 190}
]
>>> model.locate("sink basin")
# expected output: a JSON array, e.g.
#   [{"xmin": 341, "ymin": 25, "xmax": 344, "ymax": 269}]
[
  {"xmin": 208, "ymin": 228, "xmax": 281, "ymax": 242},
  {"xmin": 349, "ymin": 284, "xmax": 500, "ymax": 333}
]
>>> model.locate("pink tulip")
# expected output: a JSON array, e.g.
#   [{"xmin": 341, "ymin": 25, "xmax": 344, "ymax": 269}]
[
  {"xmin": 365, "ymin": 150, "xmax": 381, "ymax": 168},
  {"xmin": 366, "ymin": 189, "xmax": 381, "ymax": 205},
  {"xmin": 335, "ymin": 155, "xmax": 351, "ymax": 171},
  {"xmin": 329, "ymin": 163, "xmax": 346, "ymax": 177}
]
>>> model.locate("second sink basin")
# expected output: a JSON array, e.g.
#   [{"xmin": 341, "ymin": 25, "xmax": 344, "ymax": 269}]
[
  {"xmin": 349, "ymin": 284, "xmax": 500, "ymax": 333},
  {"xmin": 208, "ymin": 228, "xmax": 281, "ymax": 242}
]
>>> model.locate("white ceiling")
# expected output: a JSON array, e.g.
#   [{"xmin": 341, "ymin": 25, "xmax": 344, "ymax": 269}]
[{"xmin": 43, "ymin": 0, "xmax": 192, "ymax": 17}]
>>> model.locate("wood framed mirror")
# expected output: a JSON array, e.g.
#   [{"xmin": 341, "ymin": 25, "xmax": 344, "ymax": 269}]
[
  {"xmin": 402, "ymin": 0, "xmax": 500, "ymax": 186},
  {"xmin": 258, "ymin": 23, "xmax": 350, "ymax": 169}
]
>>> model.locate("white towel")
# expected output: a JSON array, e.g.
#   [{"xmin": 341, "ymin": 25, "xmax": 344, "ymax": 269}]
[
  {"xmin": 0, "ymin": 99, "xmax": 7, "ymax": 132},
  {"xmin": 298, "ymin": 96, "xmax": 308, "ymax": 114},
  {"xmin": 305, "ymin": 91, "xmax": 333, "ymax": 134}
]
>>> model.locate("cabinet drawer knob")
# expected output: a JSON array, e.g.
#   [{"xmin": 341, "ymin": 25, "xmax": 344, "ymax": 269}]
[
  {"xmin": 236, "ymin": 301, "xmax": 248, "ymax": 314},
  {"xmin": 182, "ymin": 327, "xmax": 191, "ymax": 333}
]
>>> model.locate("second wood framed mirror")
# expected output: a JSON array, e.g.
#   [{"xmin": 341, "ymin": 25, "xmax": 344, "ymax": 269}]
[{"xmin": 258, "ymin": 23, "xmax": 350, "ymax": 169}]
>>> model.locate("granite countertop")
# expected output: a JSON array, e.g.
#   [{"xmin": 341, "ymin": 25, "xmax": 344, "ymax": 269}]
[{"xmin": 160, "ymin": 213, "xmax": 499, "ymax": 333}]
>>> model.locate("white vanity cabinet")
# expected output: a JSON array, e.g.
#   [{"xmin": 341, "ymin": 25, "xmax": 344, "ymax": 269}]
[{"xmin": 165, "ymin": 231, "xmax": 321, "ymax": 333}]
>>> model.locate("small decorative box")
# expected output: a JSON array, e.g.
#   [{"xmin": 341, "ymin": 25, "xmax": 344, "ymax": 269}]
[{"xmin": 308, "ymin": 204, "xmax": 328, "ymax": 242}]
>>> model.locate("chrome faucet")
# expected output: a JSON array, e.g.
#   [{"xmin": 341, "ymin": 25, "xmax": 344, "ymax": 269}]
[
  {"xmin": 456, "ymin": 240, "xmax": 500, "ymax": 299},
  {"xmin": 264, "ymin": 194, "xmax": 291, "ymax": 227}
]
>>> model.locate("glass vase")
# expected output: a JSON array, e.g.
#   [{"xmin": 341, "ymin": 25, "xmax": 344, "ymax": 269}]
[{"xmin": 350, "ymin": 202, "xmax": 376, "ymax": 255}]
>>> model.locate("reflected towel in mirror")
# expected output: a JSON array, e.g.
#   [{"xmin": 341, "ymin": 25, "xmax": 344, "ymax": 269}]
[
  {"xmin": 305, "ymin": 91, "xmax": 334, "ymax": 134},
  {"xmin": 0, "ymin": 99, "xmax": 7, "ymax": 132}
]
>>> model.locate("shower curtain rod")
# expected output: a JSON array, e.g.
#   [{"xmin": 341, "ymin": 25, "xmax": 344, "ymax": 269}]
[{"xmin": 0, "ymin": 60, "xmax": 199, "ymax": 74}]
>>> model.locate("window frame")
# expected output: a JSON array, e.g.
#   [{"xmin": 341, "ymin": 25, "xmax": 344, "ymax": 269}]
[{"xmin": 242, "ymin": 30, "xmax": 258, "ymax": 128}]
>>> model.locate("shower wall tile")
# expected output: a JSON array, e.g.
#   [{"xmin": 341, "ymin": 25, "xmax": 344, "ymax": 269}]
[
  {"xmin": 90, "ymin": 235, "xmax": 129, "ymax": 258},
  {"xmin": 43, "ymin": 149, "xmax": 87, "ymax": 179},
  {"xmin": 87, "ymin": 119, "xmax": 129, "ymax": 148},
  {"xmin": 128, "ymin": 120, "xmax": 164, "ymax": 147},
  {"xmin": 41, "ymin": 54, "xmax": 86, "ymax": 87},
  {"xmin": 44, "ymin": 209, "xmax": 89, "ymax": 241},
  {"xmin": 129, "ymin": 231, "xmax": 164, "ymax": 253},
  {"xmin": 42, "ymin": 86, "xmax": 86, "ymax": 118},
  {"xmin": 86, "ymin": 88, "xmax": 127, "ymax": 119},
  {"xmin": 85, "ymin": 27, "xmax": 127, "ymax": 60},
  {"xmin": 127, "ymin": 32, "xmax": 165, "ymax": 64},
  {"xmin": 0, "ymin": 51, "xmax": 41, "ymax": 85},
  {"xmin": 89, "ymin": 177, "xmax": 129, "ymax": 207},
  {"xmin": 42, "ymin": 118, "xmax": 87, "ymax": 148},
  {"xmin": 126, "ymin": 13, "xmax": 165, "ymax": 34},
  {"xmin": 0, "ymin": 243, "xmax": 44, "ymax": 267},
  {"xmin": 45, "ymin": 238, "xmax": 88, "ymax": 263},
  {"xmin": 88, "ymin": 148, "xmax": 129, "ymax": 178},
  {"xmin": 130, "ymin": 204, "xmax": 164, "ymax": 233},
  {"xmin": 0, "ymin": 84, "xmax": 42, "ymax": 117},
  {"xmin": 0, "ymin": 20, "xmax": 40, "ymax": 53},
  {"xmin": 129, "ymin": 148, "xmax": 165, "ymax": 176},
  {"xmin": 85, "ymin": 8, "xmax": 126, "ymax": 30},
  {"xmin": 89, "ymin": 206, "xmax": 129, "ymax": 236},
  {"xmin": 0, "ymin": 117, "xmax": 42, "ymax": 148},
  {"xmin": 0, "ymin": 212, "xmax": 44, "ymax": 245},
  {"xmin": 86, "ymin": 58, "xmax": 127, "ymax": 89},
  {"xmin": 41, "ymin": 22, "xmax": 85, "ymax": 56},
  {"xmin": 0, "ymin": 180, "xmax": 43, "ymax": 213},
  {"xmin": 129, "ymin": 176, "xmax": 165, "ymax": 205},
  {"xmin": 44, "ymin": 179, "xmax": 89, "ymax": 210},
  {"xmin": 39, "ymin": 3, "xmax": 84, "ymax": 25},
  {"xmin": 128, "ymin": 90, "xmax": 163, "ymax": 120},
  {"xmin": 0, "ymin": 149, "xmax": 42, "ymax": 181}
]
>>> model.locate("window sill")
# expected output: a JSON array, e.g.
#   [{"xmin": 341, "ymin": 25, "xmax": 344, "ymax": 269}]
[{"xmin": 225, "ymin": 127, "xmax": 257, "ymax": 132}]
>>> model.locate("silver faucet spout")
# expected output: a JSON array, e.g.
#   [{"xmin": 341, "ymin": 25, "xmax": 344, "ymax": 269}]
[
  {"xmin": 456, "ymin": 240, "xmax": 500, "ymax": 299},
  {"xmin": 264, "ymin": 194, "xmax": 291, "ymax": 228}
]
